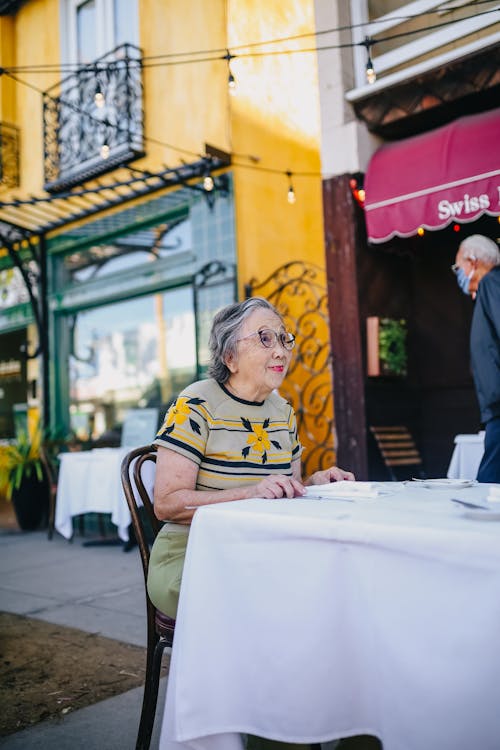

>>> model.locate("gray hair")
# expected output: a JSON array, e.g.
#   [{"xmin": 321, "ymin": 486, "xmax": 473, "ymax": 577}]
[
  {"xmin": 207, "ymin": 297, "xmax": 281, "ymax": 384},
  {"xmin": 459, "ymin": 235, "xmax": 500, "ymax": 266}
]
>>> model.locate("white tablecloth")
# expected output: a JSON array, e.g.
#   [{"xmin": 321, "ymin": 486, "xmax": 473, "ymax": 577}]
[
  {"xmin": 159, "ymin": 482, "xmax": 500, "ymax": 750},
  {"xmin": 55, "ymin": 448, "xmax": 133, "ymax": 541},
  {"xmin": 447, "ymin": 432, "xmax": 485, "ymax": 480}
]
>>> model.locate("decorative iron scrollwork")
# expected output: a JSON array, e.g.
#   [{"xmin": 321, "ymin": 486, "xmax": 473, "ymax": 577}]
[
  {"xmin": 43, "ymin": 44, "xmax": 144, "ymax": 192},
  {"xmin": 246, "ymin": 261, "xmax": 336, "ymax": 476},
  {"xmin": 0, "ymin": 122, "xmax": 20, "ymax": 189}
]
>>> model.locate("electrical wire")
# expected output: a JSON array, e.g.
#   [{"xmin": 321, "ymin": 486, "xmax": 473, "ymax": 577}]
[{"xmin": 0, "ymin": 0, "xmax": 497, "ymax": 73}]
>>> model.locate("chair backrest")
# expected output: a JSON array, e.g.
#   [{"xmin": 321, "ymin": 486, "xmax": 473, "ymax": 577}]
[
  {"xmin": 120, "ymin": 444, "xmax": 159, "ymax": 583},
  {"xmin": 369, "ymin": 425, "xmax": 425, "ymax": 481}
]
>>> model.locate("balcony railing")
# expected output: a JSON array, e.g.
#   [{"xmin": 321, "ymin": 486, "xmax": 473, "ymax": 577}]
[
  {"xmin": 43, "ymin": 44, "xmax": 144, "ymax": 192},
  {"xmin": 0, "ymin": 122, "xmax": 20, "ymax": 189}
]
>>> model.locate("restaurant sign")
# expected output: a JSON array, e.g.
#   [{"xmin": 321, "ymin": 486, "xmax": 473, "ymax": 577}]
[{"xmin": 364, "ymin": 109, "xmax": 500, "ymax": 243}]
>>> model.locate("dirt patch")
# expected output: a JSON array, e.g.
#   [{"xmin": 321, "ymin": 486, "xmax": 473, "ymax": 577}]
[{"xmin": 0, "ymin": 611, "xmax": 169, "ymax": 737}]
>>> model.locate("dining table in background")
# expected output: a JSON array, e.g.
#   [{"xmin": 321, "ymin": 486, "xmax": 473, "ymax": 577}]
[
  {"xmin": 447, "ymin": 431, "xmax": 485, "ymax": 480},
  {"xmin": 55, "ymin": 447, "xmax": 133, "ymax": 542},
  {"xmin": 158, "ymin": 480, "xmax": 500, "ymax": 750}
]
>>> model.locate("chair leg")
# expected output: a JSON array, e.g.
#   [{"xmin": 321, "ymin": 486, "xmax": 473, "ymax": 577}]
[{"xmin": 136, "ymin": 636, "xmax": 170, "ymax": 750}]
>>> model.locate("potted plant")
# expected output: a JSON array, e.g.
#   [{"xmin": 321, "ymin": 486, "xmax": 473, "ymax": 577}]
[
  {"xmin": 0, "ymin": 428, "xmax": 50, "ymax": 531},
  {"xmin": 378, "ymin": 318, "xmax": 408, "ymax": 377}
]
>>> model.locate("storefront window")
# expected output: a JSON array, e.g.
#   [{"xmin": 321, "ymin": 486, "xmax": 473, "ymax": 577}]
[
  {"xmin": 69, "ymin": 287, "xmax": 196, "ymax": 442},
  {"xmin": 50, "ymin": 180, "xmax": 236, "ymax": 441}
]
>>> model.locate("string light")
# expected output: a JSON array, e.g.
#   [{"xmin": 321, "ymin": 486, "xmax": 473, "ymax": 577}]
[
  {"xmin": 349, "ymin": 178, "xmax": 365, "ymax": 207},
  {"xmin": 94, "ymin": 85, "xmax": 105, "ymax": 108},
  {"xmin": 286, "ymin": 172, "xmax": 296, "ymax": 205},
  {"xmin": 417, "ymin": 227, "xmax": 425, "ymax": 236},
  {"xmin": 363, "ymin": 37, "xmax": 376, "ymax": 84},
  {"xmin": 224, "ymin": 49, "xmax": 237, "ymax": 96},
  {"xmin": 203, "ymin": 175, "xmax": 214, "ymax": 191},
  {"xmin": 93, "ymin": 65, "xmax": 105, "ymax": 107},
  {"xmin": 453, "ymin": 223, "xmax": 461, "ymax": 232},
  {"xmin": 100, "ymin": 143, "xmax": 110, "ymax": 159}
]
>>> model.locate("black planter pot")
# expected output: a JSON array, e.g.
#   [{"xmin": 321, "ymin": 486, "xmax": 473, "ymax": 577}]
[{"xmin": 11, "ymin": 472, "xmax": 50, "ymax": 531}]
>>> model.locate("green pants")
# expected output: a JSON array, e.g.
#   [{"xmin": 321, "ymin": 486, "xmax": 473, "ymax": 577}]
[{"xmin": 147, "ymin": 525, "xmax": 189, "ymax": 618}]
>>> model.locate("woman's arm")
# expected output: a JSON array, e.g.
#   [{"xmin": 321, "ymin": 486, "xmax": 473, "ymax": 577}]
[
  {"xmin": 292, "ymin": 458, "xmax": 355, "ymax": 485},
  {"xmin": 154, "ymin": 447, "xmax": 306, "ymax": 523}
]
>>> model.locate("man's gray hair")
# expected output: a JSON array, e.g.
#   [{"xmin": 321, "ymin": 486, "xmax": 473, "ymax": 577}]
[
  {"xmin": 459, "ymin": 235, "xmax": 500, "ymax": 266},
  {"xmin": 208, "ymin": 297, "xmax": 281, "ymax": 384}
]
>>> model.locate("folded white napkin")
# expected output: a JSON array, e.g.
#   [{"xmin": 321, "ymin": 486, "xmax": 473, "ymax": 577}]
[
  {"xmin": 487, "ymin": 485, "xmax": 500, "ymax": 503},
  {"xmin": 305, "ymin": 481, "xmax": 378, "ymax": 499}
]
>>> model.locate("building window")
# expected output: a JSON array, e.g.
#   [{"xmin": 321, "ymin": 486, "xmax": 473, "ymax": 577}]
[{"xmin": 62, "ymin": 0, "xmax": 139, "ymax": 65}]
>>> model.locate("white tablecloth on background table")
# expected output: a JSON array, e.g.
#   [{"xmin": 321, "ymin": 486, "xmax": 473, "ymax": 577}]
[
  {"xmin": 159, "ymin": 482, "xmax": 500, "ymax": 750},
  {"xmin": 55, "ymin": 447, "xmax": 136, "ymax": 541},
  {"xmin": 447, "ymin": 432, "xmax": 485, "ymax": 480}
]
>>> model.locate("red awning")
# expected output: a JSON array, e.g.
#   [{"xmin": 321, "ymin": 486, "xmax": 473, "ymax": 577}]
[{"xmin": 364, "ymin": 108, "xmax": 500, "ymax": 244}]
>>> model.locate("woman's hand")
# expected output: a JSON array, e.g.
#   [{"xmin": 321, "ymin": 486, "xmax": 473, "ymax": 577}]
[
  {"xmin": 249, "ymin": 474, "xmax": 306, "ymax": 499},
  {"xmin": 306, "ymin": 466, "xmax": 355, "ymax": 485}
]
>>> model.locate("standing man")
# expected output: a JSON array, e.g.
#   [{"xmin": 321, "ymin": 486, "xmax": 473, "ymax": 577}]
[{"xmin": 452, "ymin": 234, "xmax": 500, "ymax": 482}]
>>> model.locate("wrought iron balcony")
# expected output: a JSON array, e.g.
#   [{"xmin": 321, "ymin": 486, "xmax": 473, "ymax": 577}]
[
  {"xmin": 0, "ymin": 122, "xmax": 20, "ymax": 189},
  {"xmin": 43, "ymin": 44, "xmax": 144, "ymax": 192}
]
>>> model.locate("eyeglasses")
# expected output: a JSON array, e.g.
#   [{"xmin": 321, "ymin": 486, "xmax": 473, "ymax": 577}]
[{"xmin": 237, "ymin": 328, "xmax": 296, "ymax": 350}]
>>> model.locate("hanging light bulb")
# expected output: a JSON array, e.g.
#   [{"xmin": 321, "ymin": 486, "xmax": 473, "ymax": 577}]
[
  {"xmin": 94, "ymin": 84, "xmax": 105, "ymax": 108},
  {"xmin": 94, "ymin": 66, "xmax": 105, "ymax": 107},
  {"xmin": 100, "ymin": 143, "xmax": 110, "ymax": 159},
  {"xmin": 225, "ymin": 49, "xmax": 237, "ymax": 96},
  {"xmin": 366, "ymin": 55, "xmax": 376, "ymax": 84},
  {"xmin": 286, "ymin": 172, "xmax": 296, "ymax": 205},
  {"xmin": 228, "ymin": 69, "xmax": 237, "ymax": 96},
  {"xmin": 203, "ymin": 175, "xmax": 214, "ymax": 192},
  {"xmin": 363, "ymin": 37, "xmax": 376, "ymax": 84}
]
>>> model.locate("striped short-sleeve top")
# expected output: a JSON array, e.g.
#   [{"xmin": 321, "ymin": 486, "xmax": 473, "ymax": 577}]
[{"xmin": 154, "ymin": 378, "xmax": 303, "ymax": 490}]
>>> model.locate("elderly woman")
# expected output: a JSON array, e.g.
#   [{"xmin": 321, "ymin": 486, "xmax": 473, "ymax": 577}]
[{"xmin": 147, "ymin": 296, "xmax": 354, "ymax": 750}]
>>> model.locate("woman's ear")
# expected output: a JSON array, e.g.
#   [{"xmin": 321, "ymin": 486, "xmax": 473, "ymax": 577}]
[{"xmin": 225, "ymin": 351, "xmax": 238, "ymax": 374}]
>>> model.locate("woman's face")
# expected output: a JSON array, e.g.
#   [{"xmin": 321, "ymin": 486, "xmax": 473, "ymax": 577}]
[{"xmin": 225, "ymin": 308, "xmax": 294, "ymax": 400}]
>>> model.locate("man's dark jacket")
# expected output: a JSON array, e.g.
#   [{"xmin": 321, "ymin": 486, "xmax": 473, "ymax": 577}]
[{"xmin": 470, "ymin": 265, "xmax": 500, "ymax": 423}]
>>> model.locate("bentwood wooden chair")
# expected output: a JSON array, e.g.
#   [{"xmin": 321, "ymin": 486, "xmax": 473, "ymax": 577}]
[{"xmin": 121, "ymin": 444, "xmax": 175, "ymax": 750}]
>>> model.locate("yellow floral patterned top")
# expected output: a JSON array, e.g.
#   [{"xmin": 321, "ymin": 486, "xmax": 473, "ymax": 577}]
[{"xmin": 154, "ymin": 379, "xmax": 302, "ymax": 490}]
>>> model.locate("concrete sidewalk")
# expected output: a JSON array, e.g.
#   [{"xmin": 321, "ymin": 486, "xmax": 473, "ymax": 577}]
[{"xmin": 0, "ymin": 527, "xmax": 166, "ymax": 749}]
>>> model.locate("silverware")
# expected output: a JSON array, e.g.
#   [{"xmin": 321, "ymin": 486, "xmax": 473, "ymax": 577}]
[
  {"xmin": 306, "ymin": 494, "xmax": 355, "ymax": 502},
  {"xmin": 450, "ymin": 497, "xmax": 490, "ymax": 511}
]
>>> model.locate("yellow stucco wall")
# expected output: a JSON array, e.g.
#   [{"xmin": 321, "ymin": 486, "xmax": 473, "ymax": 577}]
[{"xmin": 227, "ymin": 0, "xmax": 324, "ymax": 287}]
